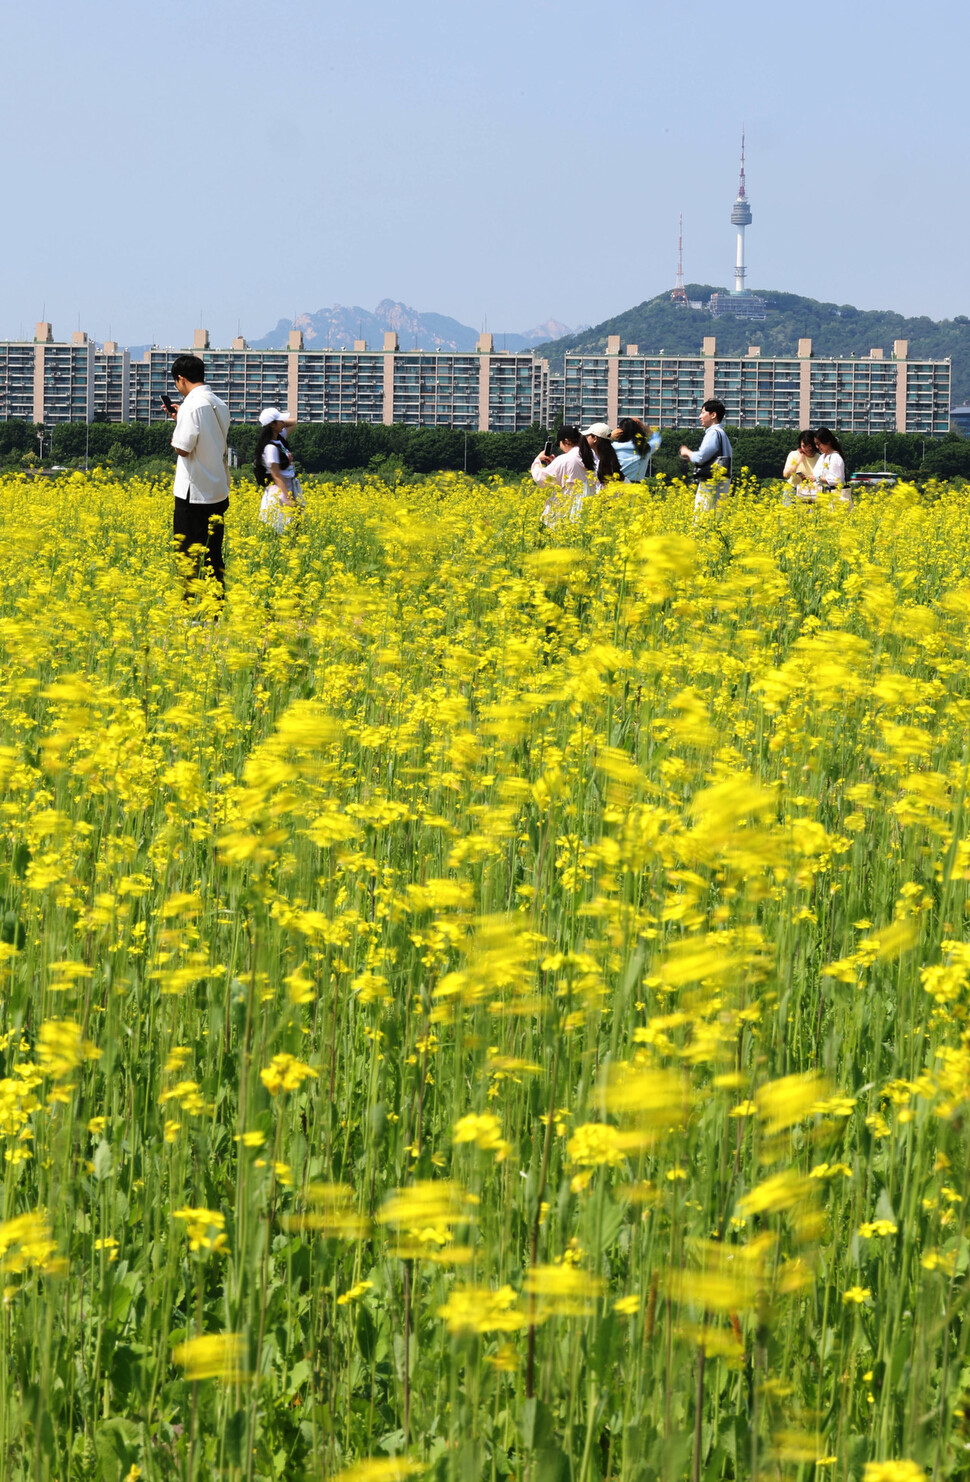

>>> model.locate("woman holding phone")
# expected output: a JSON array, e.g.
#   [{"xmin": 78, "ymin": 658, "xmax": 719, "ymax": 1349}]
[
  {"xmin": 782, "ymin": 431, "xmax": 818, "ymax": 501},
  {"xmin": 531, "ymin": 426, "xmax": 598, "ymax": 526}
]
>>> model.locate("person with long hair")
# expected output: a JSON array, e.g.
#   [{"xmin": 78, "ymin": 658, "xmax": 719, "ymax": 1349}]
[
  {"xmin": 811, "ymin": 428, "xmax": 851, "ymax": 506},
  {"xmin": 531, "ymin": 426, "xmax": 598, "ymax": 526},
  {"xmin": 610, "ymin": 417, "xmax": 652, "ymax": 482},
  {"xmin": 254, "ymin": 407, "xmax": 304, "ymax": 531},
  {"xmin": 582, "ymin": 423, "xmax": 625, "ymax": 487},
  {"xmin": 783, "ymin": 430, "xmax": 818, "ymax": 501}
]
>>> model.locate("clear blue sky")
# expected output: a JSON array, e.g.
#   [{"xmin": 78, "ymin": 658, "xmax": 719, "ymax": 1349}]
[{"xmin": 2, "ymin": 0, "xmax": 964, "ymax": 347}]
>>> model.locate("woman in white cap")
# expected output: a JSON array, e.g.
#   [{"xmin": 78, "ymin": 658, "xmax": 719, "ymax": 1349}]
[
  {"xmin": 254, "ymin": 407, "xmax": 304, "ymax": 531},
  {"xmin": 581, "ymin": 423, "xmax": 624, "ymax": 487}
]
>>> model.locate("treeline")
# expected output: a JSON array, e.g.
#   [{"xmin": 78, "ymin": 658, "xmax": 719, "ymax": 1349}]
[
  {"xmin": 651, "ymin": 427, "xmax": 970, "ymax": 481},
  {"xmin": 2, "ymin": 418, "xmax": 969, "ymax": 482},
  {"xmin": 0, "ymin": 419, "xmax": 548, "ymax": 478}
]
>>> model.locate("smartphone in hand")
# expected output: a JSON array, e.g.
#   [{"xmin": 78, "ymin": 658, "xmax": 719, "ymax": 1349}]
[
  {"xmin": 161, "ymin": 394, "xmax": 176, "ymax": 417},
  {"xmin": 543, "ymin": 439, "xmax": 553, "ymax": 458}
]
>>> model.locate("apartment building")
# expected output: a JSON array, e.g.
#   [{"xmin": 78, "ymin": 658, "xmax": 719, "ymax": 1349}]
[
  {"xmin": 1, "ymin": 323, "xmax": 98, "ymax": 425},
  {"xmin": 0, "ymin": 325, "xmax": 953, "ymax": 437},
  {"xmin": 0, "ymin": 342, "xmax": 35, "ymax": 422},
  {"xmin": 565, "ymin": 335, "xmax": 951, "ymax": 436},
  {"xmin": 93, "ymin": 343, "xmax": 129, "ymax": 423},
  {"xmin": 126, "ymin": 329, "xmax": 539, "ymax": 431}
]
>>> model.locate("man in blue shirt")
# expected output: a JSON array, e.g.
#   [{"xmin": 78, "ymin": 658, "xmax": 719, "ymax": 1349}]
[{"xmin": 680, "ymin": 399, "xmax": 732, "ymax": 513}]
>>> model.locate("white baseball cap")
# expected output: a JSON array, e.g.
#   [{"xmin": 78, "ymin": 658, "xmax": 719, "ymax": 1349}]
[
  {"xmin": 258, "ymin": 407, "xmax": 286, "ymax": 426},
  {"xmin": 581, "ymin": 422, "xmax": 612, "ymax": 438}
]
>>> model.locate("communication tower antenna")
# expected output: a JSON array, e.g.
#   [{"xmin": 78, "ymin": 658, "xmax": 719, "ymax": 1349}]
[
  {"xmin": 730, "ymin": 130, "xmax": 752, "ymax": 294},
  {"xmin": 671, "ymin": 213, "xmax": 688, "ymax": 305}
]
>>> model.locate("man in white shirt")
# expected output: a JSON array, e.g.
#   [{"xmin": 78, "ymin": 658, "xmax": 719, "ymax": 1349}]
[
  {"xmin": 167, "ymin": 354, "xmax": 231, "ymax": 597},
  {"xmin": 680, "ymin": 399, "xmax": 732, "ymax": 514}
]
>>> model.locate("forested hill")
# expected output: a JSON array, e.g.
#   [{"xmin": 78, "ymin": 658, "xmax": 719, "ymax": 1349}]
[{"xmin": 536, "ymin": 287, "xmax": 970, "ymax": 404}]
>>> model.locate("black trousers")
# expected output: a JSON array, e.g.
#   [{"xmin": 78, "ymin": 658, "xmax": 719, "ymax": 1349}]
[{"xmin": 173, "ymin": 497, "xmax": 228, "ymax": 592}]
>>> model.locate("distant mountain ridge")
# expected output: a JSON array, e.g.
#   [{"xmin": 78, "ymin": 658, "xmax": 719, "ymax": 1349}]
[
  {"xmin": 252, "ymin": 299, "xmax": 574, "ymax": 354},
  {"xmin": 534, "ymin": 286, "xmax": 970, "ymax": 403}
]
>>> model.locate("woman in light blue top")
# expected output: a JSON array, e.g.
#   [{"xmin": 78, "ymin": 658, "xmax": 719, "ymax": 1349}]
[{"xmin": 610, "ymin": 418, "xmax": 652, "ymax": 482}]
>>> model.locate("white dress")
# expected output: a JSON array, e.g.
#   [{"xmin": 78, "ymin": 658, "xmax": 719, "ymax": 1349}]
[{"xmin": 259, "ymin": 440, "xmax": 305, "ymax": 532}]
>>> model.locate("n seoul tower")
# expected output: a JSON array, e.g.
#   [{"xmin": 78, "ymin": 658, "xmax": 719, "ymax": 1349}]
[{"xmin": 730, "ymin": 131, "xmax": 752, "ymax": 295}]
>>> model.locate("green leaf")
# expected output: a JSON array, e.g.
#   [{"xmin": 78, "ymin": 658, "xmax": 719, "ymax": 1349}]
[
  {"xmin": 286, "ymin": 1358, "xmax": 312, "ymax": 1397},
  {"xmin": 225, "ymin": 1408, "xmax": 248, "ymax": 1468},
  {"xmin": 519, "ymin": 1396, "xmax": 554, "ymax": 1451},
  {"xmin": 94, "ymin": 1417, "xmax": 141, "ymax": 1482},
  {"xmin": 356, "ymin": 1303, "xmax": 377, "ymax": 1364},
  {"xmin": 93, "ymin": 1140, "xmax": 113, "ymax": 1182}
]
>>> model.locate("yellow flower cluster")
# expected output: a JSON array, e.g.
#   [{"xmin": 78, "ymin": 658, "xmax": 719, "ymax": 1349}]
[{"xmin": 0, "ymin": 467, "xmax": 965, "ymax": 1474}]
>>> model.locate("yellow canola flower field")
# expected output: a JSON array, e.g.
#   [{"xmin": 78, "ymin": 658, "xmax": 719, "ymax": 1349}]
[{"xmin": 0, "ymin": 466, "xmax": 969, "ymax": 1479}]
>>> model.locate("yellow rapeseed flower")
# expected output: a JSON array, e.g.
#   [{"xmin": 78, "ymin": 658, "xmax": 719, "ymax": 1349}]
[
  {"xmin": 452, "ymin": 1112, "xmax": 511, "ymax": 1161},
  {"xmin": 862, "ymin": 1465, "xmax": 927, "ymax": 1482},
  {"xmin": 172, "ymin": 1208, "xmax": 229, "ymax": 1255},
  {"xmin": 329, "ymin": 1460, "xmax": 425, "ymax": 1482},
  {"xmin": 437, "ymin": 1283, "xmax": 527, "ymax": 1334},
  {"xmin": 172, "ymin": 1332, "xmax": 250, "ymax": 1382},
  {"xmin": 337, "ymin": 1280, "xmax": 373, "ymax": 1306},
  {"xmin": 260, "ymin": 1053, "xmax": 318, "ymax": 1095},
  {"xmin": 755, "ymin": 1072, "xmax": 830, "ymax": 1134}
]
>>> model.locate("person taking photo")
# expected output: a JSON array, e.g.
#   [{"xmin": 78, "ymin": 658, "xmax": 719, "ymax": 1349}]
[
  {"xmin": 166, "ymin": 354, "xmax": 231, "ymax": 598},
  {"xmin": 531, "ymin": 426, "xmax": 598, "ymax": 527}
]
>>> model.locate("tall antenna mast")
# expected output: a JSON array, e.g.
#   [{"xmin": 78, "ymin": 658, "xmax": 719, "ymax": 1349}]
[{"xmin": 671, "ymin": 213, "xmax": 688, "ymax": 304}]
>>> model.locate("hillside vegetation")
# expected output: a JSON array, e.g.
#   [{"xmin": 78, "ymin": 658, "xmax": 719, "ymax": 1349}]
[{"xmin": 535, "ymin": 287, "xmax": 970, "ymax": 404}]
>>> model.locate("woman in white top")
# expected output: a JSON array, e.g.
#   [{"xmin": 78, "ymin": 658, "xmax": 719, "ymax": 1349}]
[
  {"xmin": 254, "ymin": 407, "xmax": 305, "ymax": 531},
  {"xmin": 530, "ymin": 426, "xmax": 598, "ymax": 527},
  {"xmin": 782, "ymin": 431, "xmax": 818, "ymax": 496},
  {"xmin": 810, "ymin": 428, "xmax": 851, "ymax": 507}
]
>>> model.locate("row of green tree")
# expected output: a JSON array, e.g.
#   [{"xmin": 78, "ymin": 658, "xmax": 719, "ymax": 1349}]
[{"xmin": 2, "ymin": 418, "xmax": 969, "ymax": 483}]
